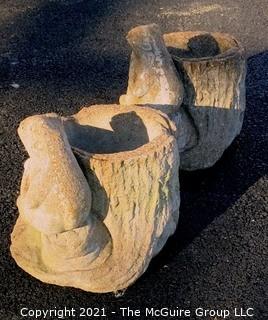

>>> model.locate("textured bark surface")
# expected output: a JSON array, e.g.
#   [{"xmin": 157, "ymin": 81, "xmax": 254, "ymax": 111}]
[
  {"xmin": 164, "ymin": 31, "xmax": 246, "ymax": 170},
  {"xmin": 119, "ymin": 24, "xmax": 184, "ymax": 115},
  {"xmin": 11, "ymin": 104, "xmax": 180, "ymax": 293},
  {"xmin": 120, "ymin": 26, "xmax": 246, "ymax": 171}
]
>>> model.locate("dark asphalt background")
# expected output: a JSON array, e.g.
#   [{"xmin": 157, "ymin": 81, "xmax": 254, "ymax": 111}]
[{"xmin": 0, "ymin": 1, "xmax": 267, "ymax": 319}]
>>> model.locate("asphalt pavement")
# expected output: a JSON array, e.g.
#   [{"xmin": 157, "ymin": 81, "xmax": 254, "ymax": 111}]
[{"xmin": 0, "ymin": 1, "xmax": 267, "ymax": 319}]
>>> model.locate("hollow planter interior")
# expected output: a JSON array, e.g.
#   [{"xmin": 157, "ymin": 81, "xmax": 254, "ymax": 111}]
[
  {"xmin": 163, "ymin": 31, "xmax": 246, "ymax": 171},
  {"xmin": 11, "ymin": 104, "xmax": 180, "ymax": 293},
  {"xmin": 64, "ymin": 104, "xmax": 174, "ymax": 155},
  {"xmin": 164, "ymin": 31, "xmax": 243, "ymax": 61}
]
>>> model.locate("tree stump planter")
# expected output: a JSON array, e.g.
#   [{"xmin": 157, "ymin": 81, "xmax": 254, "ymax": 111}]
[
  {"xmin": 10, "ymin": 24, "xmax": 247, "ymax": 293},
  {"xmin": 11, "ymin": 104, "xmax": 180, "ymax": 293},
  {"xmin": 164, "ymin": 31, "xmax": 246, "ymax": 170},
  {"xmin": 120, "ymin": 25, "xmax": 246, "ymax": 170}
]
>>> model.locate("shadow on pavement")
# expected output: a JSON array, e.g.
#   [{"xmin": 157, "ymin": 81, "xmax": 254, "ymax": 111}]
[
  {"xmin": 0, "ymin": 0, "xmax": 130, "ymax": 104},
  {"xmin": 0, "ymin": 1, "xmax": 267, "ymax": 317}
]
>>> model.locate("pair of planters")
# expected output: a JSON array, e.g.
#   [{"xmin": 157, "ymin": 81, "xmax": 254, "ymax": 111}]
[{"xmin": 11, "ymin": 25, "xmax": 246, "ymax": 293}]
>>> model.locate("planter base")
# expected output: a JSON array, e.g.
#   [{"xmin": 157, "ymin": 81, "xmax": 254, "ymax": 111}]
[{"xmin": 11, "ymin": 104, "xmax": 180, "ymax": 293}]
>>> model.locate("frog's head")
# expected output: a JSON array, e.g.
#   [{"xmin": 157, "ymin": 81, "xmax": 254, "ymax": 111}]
[{"xmin": 18, "ymin": 113, "xmax": 64, "ymax": 156}]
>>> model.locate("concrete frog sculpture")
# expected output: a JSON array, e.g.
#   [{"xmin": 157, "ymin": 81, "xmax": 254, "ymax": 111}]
[
  {"xmin": 121, "ymin": 24, "xmax": 246, "ymax": 170},
  {"xmin": 16, "ymin": 114, "xmax": 93, "ymax": 234},
  {"xmin": 11, "ymin": 104, "xmax": 180, "ymax": 293},
  {"xmin": 11, "ymin": 24, "xmax": 246, "ymax": 293},
  {"xmin": 119, "ymin": 24, "xmax": 184, "ymax": 115}
]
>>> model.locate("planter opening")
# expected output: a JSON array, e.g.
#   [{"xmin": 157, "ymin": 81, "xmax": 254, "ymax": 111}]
[
  {"xmin": 164, "ymin": 31, "xmax": 240, "ymax": 60},
  {"xmin": 64, "ymin": 105, "xmax": 171, "ymax": 155},
  {"xmin": 11, "ymin": 103, "xmax": 180, "ymax": 293}
]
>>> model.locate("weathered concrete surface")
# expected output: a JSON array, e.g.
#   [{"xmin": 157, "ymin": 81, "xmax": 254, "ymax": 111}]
[
  {"xmin": 0, "ymin": 0, "xmax": 267, "ymax": 318},
  {"xmin": 119, "ymin": 24, "xmax": 184, "ymax": 114},
  {"xmin": 11, "ymin": 104, "xmax": 180, "ymax": 292},
  {"xmin": 16, "ymin": 114, "xmax": 92, "ymax": 235},
  {"xmin": 121, "ymin": 25, "xmax": 246, "ymax": 170},
  {"xmin": 165, "ymin": 31, "xmax": 246, "ymax": 170}
]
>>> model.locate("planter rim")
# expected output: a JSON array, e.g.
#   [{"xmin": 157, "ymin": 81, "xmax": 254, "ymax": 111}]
[
  {"xmin": 164, "ymin": 31, "xmax": 244, "ymax": 62},
  {"xmin": 70, "ymin": 104, "xmax": 176, "ymax": 161}
]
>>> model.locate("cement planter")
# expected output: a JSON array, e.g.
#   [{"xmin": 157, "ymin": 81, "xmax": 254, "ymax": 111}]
[
  {"xmin": 10, "ymin": 24, "xmax": 247, "ymax": 293},
  {"xmin": 11, "ymin": 104, "xmax": 180, "ymax": 293},
  {"xmin": 121, "ymin": 25, "xmax": 246, "ymax": 170},
  {"xmin": 164, "ymin": 31, "xmax": 246, "ymax": 170}
]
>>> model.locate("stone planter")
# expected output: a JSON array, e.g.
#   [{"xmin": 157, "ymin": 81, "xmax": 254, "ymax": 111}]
[
  {"xmin": 120, "ymin": 25, "xmax": 246, "ymax": 170},
  {"xmin": 11, "ymin": 104, "xmax": 180, "ymax": 293},
  {"xmin": 164, "ymin": 31, "xmax": 246, "ymax": 170},
  {"xmin": 10, "ymin": 24, "xmax": 247, "ymax": 293}
]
